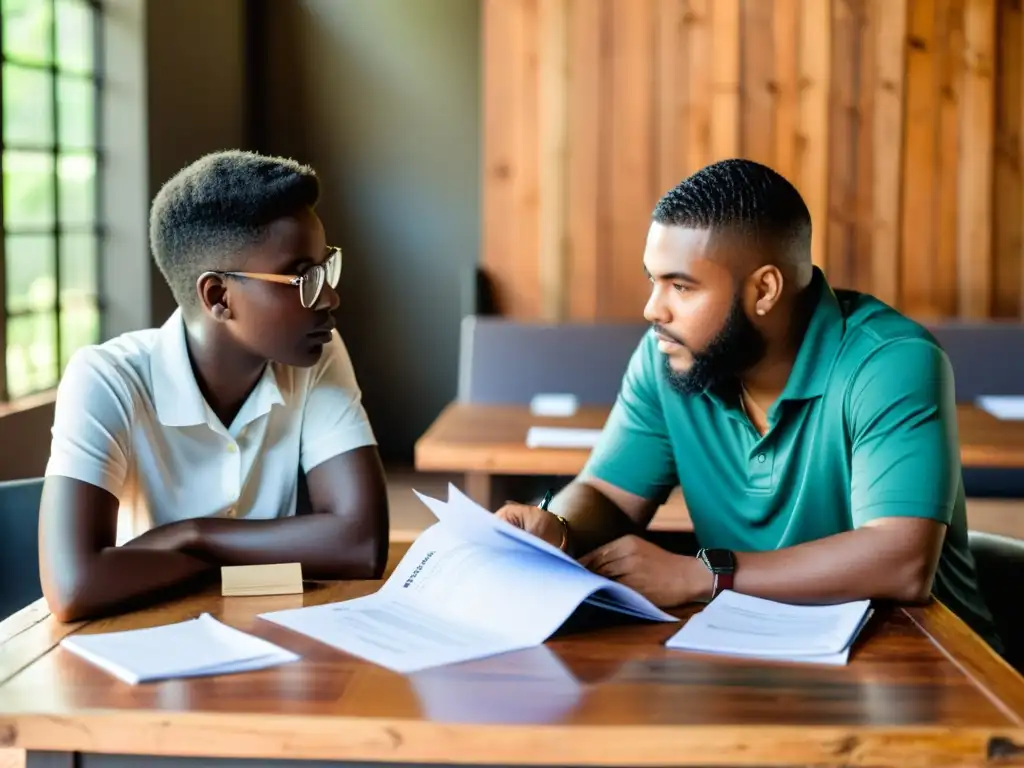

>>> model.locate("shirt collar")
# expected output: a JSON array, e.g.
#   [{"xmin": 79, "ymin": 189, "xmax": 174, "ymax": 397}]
[
  {"xmin": 773, "ymin": 266, "xmax": 846, "ymax": 404},
  {"xmin": 150, "ymin": 309, "xmax": 285, "ymax": 430}
]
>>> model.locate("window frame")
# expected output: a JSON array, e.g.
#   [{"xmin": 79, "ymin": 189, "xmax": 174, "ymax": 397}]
[{"xmin": 0, "ymin": 0, "xmax": 104, "ymax": 403}]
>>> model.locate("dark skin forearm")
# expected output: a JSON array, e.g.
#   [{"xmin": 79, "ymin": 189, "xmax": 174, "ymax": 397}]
[
  {"xmin": 39, "ymin": 477, "xmax": 214, "ymax": 622},
  {"xmin": 47, "ymin": 548, "xmax": 213, "ymax": 623},
  {"xmin": 537, "ymin": 479, "xmax": 943, "ymax": 607},
  {"xmin": 153, "ymin": 446, "xmax": 389, "ymax": 580},
  {"xmin": 547, "ymin": 480, "xmax": 646, "ymax": 556},
  {"xmin": 180, "ymin": 513, "xmax": 382, "ymax": 579},
  {"xmin": 727, "ymin": 520, "xmax": 944, "ymax": 604},
  {"xmin": 39, "ymin": 447, "xmax": 389, "ymax": 622}
]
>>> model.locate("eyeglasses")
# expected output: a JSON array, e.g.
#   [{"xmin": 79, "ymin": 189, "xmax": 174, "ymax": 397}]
[{"xmin": 207, "ymin": 247, "xmax": 342, "ymax": 309}]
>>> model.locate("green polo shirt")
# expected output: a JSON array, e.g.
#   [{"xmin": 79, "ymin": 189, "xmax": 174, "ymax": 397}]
[{"xmin": 582, "ymin": 268, "xmax": 1000, "ymax": 652}]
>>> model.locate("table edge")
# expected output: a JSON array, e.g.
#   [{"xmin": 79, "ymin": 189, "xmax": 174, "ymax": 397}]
[
  {"xmin": 3, "ymin": 713, "xmax": 1024, "ymax": 766},
  {"xmin": 903, "ymin": 601, "xmax": 1024, "ymax": 725}
]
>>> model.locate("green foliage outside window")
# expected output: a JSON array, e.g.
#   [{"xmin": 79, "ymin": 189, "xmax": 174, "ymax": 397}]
[{"xmin": 2, "ymin": 0, "xmax": 101, "ymax": 401}]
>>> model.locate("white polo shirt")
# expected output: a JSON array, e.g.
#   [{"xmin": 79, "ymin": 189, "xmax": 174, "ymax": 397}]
[{"xmin": 45, "ymin": 309, "xmax": 377, "ymax": 543}]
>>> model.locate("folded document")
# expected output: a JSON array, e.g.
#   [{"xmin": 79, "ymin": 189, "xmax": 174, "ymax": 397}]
[
  {"xmin": 261, "ymin": 484, "xmax": 676, "ymax": 674},
  {"xmin": 665, "ymin": 590, "xmax": 872, "ymax": 665},
  {"xmin": 60, "ymin": 613, "xmax": 299, "ymax": 684}
]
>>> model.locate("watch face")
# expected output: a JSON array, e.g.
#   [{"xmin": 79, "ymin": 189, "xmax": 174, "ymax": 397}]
[{"xmin": 701, "ymin": 549, "xmax": 735, "ymax": 572}]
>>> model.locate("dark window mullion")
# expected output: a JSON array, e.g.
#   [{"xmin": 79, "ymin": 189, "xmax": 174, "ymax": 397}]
[
  {"xmin": 0, "ymin": 10, "xmax": 7, "ymax": 401},
  {"xmin": 50, "ymin": 0, "xmax": 62, "ymax": 386}
]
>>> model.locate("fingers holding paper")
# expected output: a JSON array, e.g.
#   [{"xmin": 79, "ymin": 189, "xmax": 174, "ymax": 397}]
[
  {"xmin": 580, "ymin": 535, "xmax": 710, "ymax": 608},
  {"xmin": 494, "ymin": 502, "xmax": 564, "ymax": 549}
]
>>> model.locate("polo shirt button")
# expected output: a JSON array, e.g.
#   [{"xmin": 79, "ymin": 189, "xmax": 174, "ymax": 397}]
[
  {"xmin": 227, "ymin": 443, "xmax": 238, "ymax": 453},
  {"xmin": 757, "ymin": 453, "xmax": 766, "ymax": 463}
]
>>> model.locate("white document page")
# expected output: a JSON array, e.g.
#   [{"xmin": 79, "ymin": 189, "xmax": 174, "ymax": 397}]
[
  {"xmin": 262, "ymin": 486, "xmax": 675, "ymax": 674},
  {"xmin": 525, "ymin": 426, "xmax": 602, "ymax": 449},
  {"xmin": 665, "ymin": 591, "xmax": 872, "ymax": 665},
  {"xmin": 977, "ymin": 395, "xmax": 1024, "ymax": 421},
  {"xmin": 60, "ymin": 613, "xmax": 299, "ymax": 684}
]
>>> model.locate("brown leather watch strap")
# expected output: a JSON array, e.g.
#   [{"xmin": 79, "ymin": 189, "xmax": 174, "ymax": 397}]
[{"xmin": 712, "ymin": 570, "xmax": 734, "ymax": 599}]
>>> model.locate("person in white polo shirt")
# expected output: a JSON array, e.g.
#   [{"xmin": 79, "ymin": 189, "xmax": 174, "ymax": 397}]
[{"xmin": 38, "ymin": 150, "xmax": 389, "ymax": 622}]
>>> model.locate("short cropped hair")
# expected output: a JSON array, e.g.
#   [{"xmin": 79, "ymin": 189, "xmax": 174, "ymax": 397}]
[
  {"xmin": 653, "ymin": 158, "xmax": 811, "ymax": 257},
  {"xmin": 149, "ymin": 149, "xmax": 320, "ymax": 311}
]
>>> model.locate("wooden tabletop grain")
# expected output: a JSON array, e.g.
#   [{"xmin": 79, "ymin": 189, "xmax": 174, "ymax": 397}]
[
  {"xmin": 1, "ymin": 543, "xmax": 1023, "ymax": 767},
  {"xmin": 415, "ymin": 402, "xmax": 1024, "ymax": 474}
]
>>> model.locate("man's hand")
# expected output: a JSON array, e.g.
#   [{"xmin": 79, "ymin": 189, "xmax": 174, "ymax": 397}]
[
  {"xmin": 579, "ymin": 535, "xmax": 712, "ymax": 607},
  {"xmin": 494, "ymin": 502, "xmax": 564, "ymax": 548}
]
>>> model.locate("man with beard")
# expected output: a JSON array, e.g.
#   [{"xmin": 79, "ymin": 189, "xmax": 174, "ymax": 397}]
[{"xmin": 497, "ymin": 158, "xmax": 1000, "ymax": 652}]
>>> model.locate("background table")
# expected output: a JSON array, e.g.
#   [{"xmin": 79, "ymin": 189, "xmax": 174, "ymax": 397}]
[
  {"xmin": 2, "ymin": 543, "xmax": 1024, "ymax": 767},
  {"xmin": 414, "ymin": 402, "xmax": 1024, "ymax": 507}
]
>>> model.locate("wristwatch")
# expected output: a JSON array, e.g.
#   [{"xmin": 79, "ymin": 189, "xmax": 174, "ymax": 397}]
[{"xmin": 697, "ymin": 548, "xmax": 735, "ymax": 600}]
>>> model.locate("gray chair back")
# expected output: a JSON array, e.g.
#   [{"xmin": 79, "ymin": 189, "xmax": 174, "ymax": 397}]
[
  {"xmin": 925, "ymin": 321, "xmax": 1024, "ymax": 400},
  {"xmin": 968, "ymin": 529, "xmax": 1024, "ymax": 674},
  {"xmin": 0, "ymin": 477, "xmax": 44, "ymax": 621},
  {"xmin": 457, "ymin": 315, "xmax": 649, "ymax": 405}
]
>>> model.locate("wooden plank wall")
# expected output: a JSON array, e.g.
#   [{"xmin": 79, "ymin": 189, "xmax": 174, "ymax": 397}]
[{"xmin": 482, "ymin": 0, "xmax": 1021, "ymax": 322}]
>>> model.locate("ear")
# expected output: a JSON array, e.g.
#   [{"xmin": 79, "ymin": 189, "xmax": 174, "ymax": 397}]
[
  {"xmin": 747, "ymin": 265, "xmax": 784, "ymax": 318},
  {"xmin": 196, "ymin": 272, "xmax": 232, "ymax": 320}
]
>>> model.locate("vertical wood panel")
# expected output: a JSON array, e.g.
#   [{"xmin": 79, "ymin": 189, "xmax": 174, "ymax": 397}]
[
  {"xmin": 538, "ymin": 0, "xmax": 570, "ymax": 321},
  {"xmin": 870, "ymin": 0, "xmax": 908, "ymax": 308},
  {"xmin": 710, "ymin": 0, "xmax": 741, "ymax": 161},
  {"xmin": 936, "ymin": 0, "xmax": 965, "ymax": 317},
  {"xmin": 657, "ymin": 0, "xmax": 690, "ymax": 194},
  {"xmin": 481, "ymin": 0, "xmax": 1024, "ymax": 323},
  {"xmin": 741, "ymin": 0, "xmax": 777, "ymax": 166},
  {"xmin": 957, "ymin": 0, "xmax": 996, "ymax": 318},
  {"xmin": 481, "ymin": 0, "xmax": 541, "ymax": 318},
  {"xmin": 685, "ymin": 0, "xmax": 713, "ymax": 172},
  {"xmin": 607, "ymin": 0, "xmax": 658, "ymax": 319},
  {"xmin": 900, "ymin": 0, "xmax": 939, "ymax": 316},
  {"xmin": 853, "ymin": 0, "xmax": 876, "ymax": 293},
  {"xmin": 566, "ymin": 0, "xmax": 603, "ymax": 321},
  {"xmin": 773, "ymin": 0, "xmax": 800, "ymax": 181},
  {"xmin": 827, "ymin": 0, "xmax": 859, "ymax": 290},
  {"xmin": 797, "ymin": 0, "xmax": 831, "ymax": 270},
  {"xmin": 993, "ymin": 0, "xmax": 1023, "ymax": 319}
]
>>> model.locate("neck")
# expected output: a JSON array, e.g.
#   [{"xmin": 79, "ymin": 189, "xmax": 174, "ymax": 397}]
[
  {"xmin": 182, "ymin": 318, "xmax": 266, "ymax": 429},
  {"xmin": 740, "ymin": 288, "xmax": 815, "ymax": 401}
]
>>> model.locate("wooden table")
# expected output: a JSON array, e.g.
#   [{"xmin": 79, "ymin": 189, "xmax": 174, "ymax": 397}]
[
  {"xmin": 2, "ymin": 543, "xmax": 1024, "ymax": 768},
  {"xmin": 414, "ymin": 402, "xmax": 1024, "ymax": 506}
]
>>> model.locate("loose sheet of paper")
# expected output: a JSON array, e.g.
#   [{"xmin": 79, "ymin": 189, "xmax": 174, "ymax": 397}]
[
  {"xmin": 665, "ymin": 591, "xmax": 872, "ymax": 665},
  {"xmin": 525, "ymin": 426, "xmax": 602, "ymax": 449},
  {"xmin": 977, "ymin": 395, "xmax": 1024, "ymax": 421},
  {"xmin": 261, "ymin": 485, "xmax": 675, "ymax": 673},
  {"xmin": 60, "ymin": 613, "xmax": 299, "ymax": 684}
]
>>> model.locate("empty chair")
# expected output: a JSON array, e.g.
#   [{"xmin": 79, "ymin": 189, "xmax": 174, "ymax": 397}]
[
  {"xmin": 926, "ymin": 321, "xmax": 1024, "ymax": 401},
  {"xmin": 968, "ymin": 529, "xmax": 1024, "ymax": 674},
  {"xmin": 457, "ymin": 315, "xmax": 649, "ymax": 405},
  {"xmin": 0, "ymin": 477, "xmax": 44, "ymax": 621},
  {"xmin": 926, "ymin": 322, "xmax": 1024, "ymax": 498}
]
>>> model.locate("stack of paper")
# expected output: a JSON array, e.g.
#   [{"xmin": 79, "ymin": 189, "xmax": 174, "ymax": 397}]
[
  {"xmin": 260, "ymin": 484, "xmax": 677, "ymax": 674},
  {"xmin": 525, "ymin": 426, "xmax": 602, "ymax": 449},
  {"xmin": 60, "ymin": 613, "xmax": 300, "ymax": 684},
  {"xmin": 665, "ymin": 591, "xmax": 872, "ymax": 665},
  {"xmin": 977, "ymin": 395, "xmax": 1024, "ymax": 421}
]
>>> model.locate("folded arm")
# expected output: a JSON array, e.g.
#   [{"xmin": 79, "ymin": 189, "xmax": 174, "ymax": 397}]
[
  {"xmin": 39, "ymin": 476, "xmax": 213, "ymax": 622},
  {"xmin": 175, "ymin": 445, "xmax": 389, "ymax": 579}
]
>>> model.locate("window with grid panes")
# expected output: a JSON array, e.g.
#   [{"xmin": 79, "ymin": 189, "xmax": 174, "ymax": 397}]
[{"xmin": 1, "ymin": 0, "xmax": 102, "ymax": 402}]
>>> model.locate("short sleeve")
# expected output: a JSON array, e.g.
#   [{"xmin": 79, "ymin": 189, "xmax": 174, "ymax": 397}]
[
  {"xmin": 580, "ymin": 333, "xmax": 678, "ymax": 502},
  {"xmin": 44, "ymin": 348, "xmax": 133, "ymax": 497},
  {"xmin": 299, "ymin": 332, "xmax": 377, "ymax": 472},
  {"xmin": 847, "ymin": 338, "xmax": 960, "ymax": 527}
]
